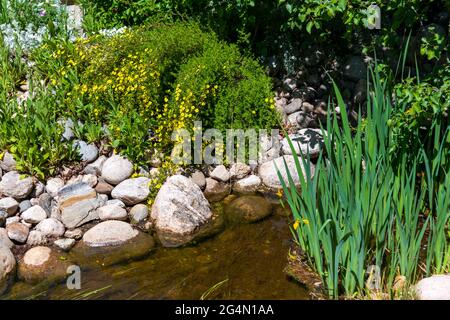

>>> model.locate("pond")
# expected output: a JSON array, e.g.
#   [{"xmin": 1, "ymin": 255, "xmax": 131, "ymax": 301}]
[{"xmin": 1, "ymin": 197, "xmax": 309, "ymax": 300}]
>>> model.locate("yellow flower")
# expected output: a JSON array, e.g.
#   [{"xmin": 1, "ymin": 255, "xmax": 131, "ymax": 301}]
[
  {"xmin": 276, "ymin": 189, "xmax": 283, "ymax": 198},
  {"xmin": 293, "ymin": 220, "xmax": 300, "ymax": 230},
  {"xmin": 302, "ymin": 219, "xmax": 310, "ymax": 225}
]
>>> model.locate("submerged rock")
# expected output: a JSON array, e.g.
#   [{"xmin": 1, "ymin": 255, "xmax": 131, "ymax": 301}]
[
  {"xmin": 226, "ymin": 196, "xmax": 273, "ymax": 223},
  {"xmin": 0, "ymin": 171, "xmax": 34, "ymax": 200},
  {"xmin": 18, "ymin": 246, "xmax": 72, "ymax": 284},
  {"xmin": 151, "ymin": 175, "xmax": 220, "ymax": 247},
  {"xmin": 415, "ymin": 275, "xmax": 450, "ymax": 300},
  {"xmin": 0, "ymin": 246, "xmax": 16, "ymax": 295}
]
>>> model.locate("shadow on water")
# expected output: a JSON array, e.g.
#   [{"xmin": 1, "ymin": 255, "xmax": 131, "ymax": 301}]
[{"xmin": 2, "ymin": 197, "xmax": 310, "ymax": 300}]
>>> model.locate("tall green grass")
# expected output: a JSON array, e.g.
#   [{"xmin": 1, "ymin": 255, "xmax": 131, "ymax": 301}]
[{"xmin": 278, "ymin": 69, "xmax": 450, "ymax": 299}]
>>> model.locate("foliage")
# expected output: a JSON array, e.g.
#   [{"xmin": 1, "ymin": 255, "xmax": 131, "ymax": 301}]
[{"xmin": 279, "ymin": 68, "xmax": 450, "ymax": 298}]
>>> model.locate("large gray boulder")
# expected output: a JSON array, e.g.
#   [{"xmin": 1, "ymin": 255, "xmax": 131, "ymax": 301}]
[
  {"xmin": 415, "ymin": 275, "xmax": 450, "ymax": 300},
  {"xmin": 0, "ymin": 171, "xmax": 34, "ymax": 200},
  {"xmin": 151, "ymin": 175, "xmax": 217, "ymax": 247},
  {"xmin": 111, "ymin": 177, "xmax": 150, "ymax": 206},
  {"xmin": 0, "ymin": 246, "xmax": 16, "ymax": 295}
]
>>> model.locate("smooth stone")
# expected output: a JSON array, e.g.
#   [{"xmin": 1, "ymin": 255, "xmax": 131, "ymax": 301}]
[
  {"xmin": 284, "ymin": 98, "xmax": 303, "ymax": 115},
  {"xmin": 0, "ymin": 171, "xmax": 34, "ymax": 200},
  {"xmin": 129, "ymin": 204, "xmax": 148, "ymax": 224},
  {"xmin": 95, "ymin": 181, "xmax": 114, "ymax": 195},
  {"xmin": 64, "ymin": 228, "xmax": 83, "ymax": 240},
  {"xmin": 258, "ymin": 155, "xmax": 313, "ymax": 192},
  {"xmin": 0, "ymin": 228, "xmax": 13, "ymax": 249},
  {"xmin": 31, "ymin": 181, "xmax": 45, "ymax": 198},
  {"xmin": 67, "ymin": 174, "xmax": 98, "ymax": 188},
  {"xmin": 210, "ymin": 165, "xmax": 230, "ymax": 182},
  {"xmin": 0, "ymin": 246, "xmax": 15, "ymax": 295},
  {"xmin": 233, "ymin": 175, "xmax": 262, "ymax": 194},
  {"xmin": 97, "ymin": 204, "xmax": 127, "ymax": 221},
  {"xmin": 281, "ymin": 128, "xmax": 325, "ymax": 158},
  {"xmin": 229, "ymin": 162, "xmax": 251, "ymax": 180},
  {"xmin": 111, "ymin": 177, "xmax": 150, "ymax": 206},
  {"xmin": 38, "ymin": 193, "xmax": 52, "ymax": 216},
  {"xmin": 6, "ymin": 222, "xmax": 29, "ymax": 243},
  {"xmin": 83, "ymin": 155, "xmax": 107, "ymax": 176},
  {"xmin": 0, "ymin": 197, "xmax": 19, "ymax": 216},
  {"xmin": 0, "ymin": 152, "xmax": 16, "ymax": 172},
  {"xmin": 82, "ymin": 221, "xmax": 138, "ymax": 247},
  {"xmin": 54, "ymin": 238, "xmax": 76, "ymax": 251},
  {"xmin": 18, "ymin": 246, "xmax": 71, "ymax": 284},
  {"xmin": 26, "ymin": 230, "xmax": 47, "ymax": 246},
  {"xmin": 19, "ymin": 200, "xmax": 32, "ymax": 213},
  {"xmin": 5, "ymin": 216, "xmax": 19, "ymax": 227},
  {"xmin": 101, "ymin": 155, "xmax": 133, "ymax": 185},
  {"xmin": 415, "ymin": 275, "xmax": 450, "ymax": 300},
  {"xmin": 35, "ymin": 218, "xmax": 65, "ymax": 238},
  {"xmin": 45, "ymin": 178, "xmax": 65, "ymax": 198},
  {"xmin": 151, "ymin": 175, "xmax": 218, "ymax": 247},
  {"xmin": 226, "ymin": 195, "xmax": 273, "ymax": 223},
  {"xmin": 21, "ymin": 205, "xmax": 47, "ymax": 224},
  {"xmin": 106, "ymin": 199, "xmax": 126, "ymax": 208},
  {"xmin": 191, "ymin": 170, "xmax": 206, "ymax": 190},
  {"xmin": 203, "ymin": 178, "xmax": 231, "ymax": 203},
  {"xmin": 61, "ymin": 118, "xmax": 74, "ymax": 141},
  {"xmin": 73, "ymin": 140, "xmax": 98, "ymax": 163}
]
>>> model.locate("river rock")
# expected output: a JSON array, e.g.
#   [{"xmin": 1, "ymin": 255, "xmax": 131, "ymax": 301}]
[
  {"xmin": 0, "ymin": 171, "xmax": 34, "ymax": 200},
  {"xmin": 73, "ymin": 140, "xmax": 98, "ymax": 163},
  {"xmin": 284, "ymin": 98, "xmax": 303, "ymax": 115},
  {"xmin": 229, "ymin": 163, "xmax": 251, "ymax": 180},
  {"xmin": 97, "ymin": 204, "xmax": 127, "ymax": 221},
  {"xmin": 258, "ymin": 155, "xmax": 313, "ymax": 192},
  {"xmin": 6, "ymin": 222, "xmax": 29, "ymax": 243},
  {"xmin": 0, "ymin": 197, "xmax": 18, "ymax": 216},
  {"xmin": 35, "ymin": 218, "xmax": 65, "ymax": 238},
  {"xmin": 0, "ymin": 246, "xmax": 15, "ymax": 295},
  {"xmin": 27, "ymin": 230, "xmax": 47, "ymax": 246},
  {"xmin": 210, "ymin": 165, "xmax": 230, "ymax": 182},
  {"xmin": 0, "ymin": 152, "xmax": 16, "ymax": 172},
  {"xmin": 21, "ymin": 205, "xmax": 47, "ymax": 224},
  {"xmin": 64, "ymin": 228, "xmax": 83, "ymax": 240},
  {"xmin": 18, "ymin": 246, "xmax": 71, "ymax": 284},
  {"xmin": 203, "ymin": 178, "xmax": 231, "ymax": 202},
  {"xmin": 0, "ymin": 211, "xmax": 6, "ymax": 227},
  {"xmin": 19, "ymin": 200, "xmax": 32, "ymax": 213},
  {"xmin": 281, "ymin": 128, "xmax": 325, "ymax": 158},
  {"xmin": 191, "ymin": 171, "xmax": 206, "ymax": 190},
  {"xmin": 31, "ymin": 181, "xmax": 45, "ymax": 198},
  {"xmin": 0, "ymin": 228, "xmax": 13, "ymax": 249},
  {"xmin": 54, "ymin": 238, "xmax": 76, "ymax": 251},
  {"xmin": 95, "ymin": 180, "xmax": 114, "ymax": 195},
  {"xmin": 101, "ymin": 155, "xmax": 133, "ymax": 185},
  {"xmin": 46, "ymin": 178, "xmax": 65, "ymax": 198},
  {"xmin": 111, "ymin": 177, "xmax": 150, "ymax": 206},
  {"xmin": 84, "ymin": 155, "xmax": 107, "ymax": 176},
  {"xmin": 57, "ymin": 183, "xmax": 104, "ymax": 229},
  {"xmin": 226, "ymin": 195, "xmax": 273, "ymax": 223},
  {"xmin": 83, "ymin": 221, "xmax": 138, "ymax": 247},
  {"xmin": 415, "ymin": 275, "xmax": 450, "ymax": 300},
  {"xmin": 5, "ymin": 216, "xmax": 19, "ymax": 227},
  {"xmin": 129, "ymin": 204, "xmax": 148, "ymax": 224},
  {"xmin": 151, "ymin": 175, "xmax": 217, "ymax": 247},
  {"xmin": 233, "ymin": 175, "xmax": 262, "ymax": 194}
]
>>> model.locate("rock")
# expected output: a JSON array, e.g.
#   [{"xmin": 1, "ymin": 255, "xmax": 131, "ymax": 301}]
[
  {"xmin": 129, "ymin": 204, "xmax": 148, "ymax": 224},
  {"xmin": 31, "ymin": 181, "xmax": 45, "ymax": 198},
  {"xmin": 151, "ymin": 175, "xmax": 217, "ymax": 247},
  {"xmin": 46, "ymin": 178, "xmax": 65, "ymax": 198},
  {"xmin": 18, "ymin": 246, "xmax": 71, "ymax": 284},
  {"xmin": 82, "ymin": 174, "xmax": 98, "ymax": 188},
  {"xmin": 71, "ymin": 221, "xmax": 154, "ymax": 267},
  {"xmin": 57, "ymin": 183, "xmax": 104, "ymax": 229},
  {"xmin": 344, "ymin": 56, "xmax": 367, "ymax": 81},
  {"xmin": 210, "ymin": 165, "xmax": 230, "ymax": 182},
  {"xmin": 106, "ymin": 199, "xmax": 125, "ymax": 208},
  {"xmin": 258, "ymin": 155, "xmax": 313, "ymax": 192},
  {"xmin": 191, "ymin": 170, "xmax": 206, "ymax": 190},
  {"xmin": 26, "ymin": 230, "xmax": 47, "ymax": 246},
  {"xmin": 281, "ymin": 128, "xmax": 325, "ymax": 158},
  {"xmin": 287, "ymin": 111, "xmax": 302, "ymax": 128},
  {"xmin": 82, "ymin": 221, "xmax": 137, "ymax": 247},
  {"xmin": 0, "ymin": 246, "xmax": 15, "ymax": 295},
  {"xmin": 61, "ymin": 118, "xmax": 74, "ymax": 141},
  {"xmin": 0, "ymin": 171, "xmax": 34, "ymax": 200},
  {"xmin": 226, "ymin": 195, "xmax": 273, "ymax": 223},
  {"xmin": 229, "ymin": 163, "xmax": 251, "ymax": 180},
  {"xmin": 5, "ymin": 216, "xmax": 19, "ymax": 226},
  {"xmin": 101, "ymin": 155, "xmax": 133, "ymax": 185},
  {"xmin": 19, "ymin": 200, "xmax": 32, "ymax": 213},
  {"xmin": 0, "ymin": 197, "xmax": 19, "ymax": 216},
  {"xmin": 84, "ymin": 155, "xmax": 107, "ymax": 176},
  {"xmin": 233, "ymin": 175, "xmax": 262, "ymax": 194},
  {"xmin": 259, "ymin": 146, "xmax": 281, "ymax": 164},
  {"xmin": 38, "ymin": 193, "xmax": 53, "ymax": 216},
  {"xmin": 0, "ymin": 211, "xmax": 6, "ymax": 227},
  {"xmin": 0, "ymin": 228, "xmax": 13, "ymax": 249},
  {"xmin": 21, "ymin": 205, "xmax": 48, "ymax": 224},
  {"xmin": 415, "ymin": 275, "xmax": 450, "ymax": 300},
  {"xmin": 73, "ymin": 140, "xmax": 98, "ymax": 163},
  {"xmin": 97, "ymin": 204, "xmax": 127, "ymax": 221},
  {"xmin": 64, "ymin": 228, "xmax": 83, "ymax": 240},
  {"xmin": 283, "ymin": 78, "xmax": 297, "ymax": 92},
  {"xmin": 95, "ymin": 180, "xmax": 114, "ymax": 195},
  {"xmin": 284, "ymin": 98, "xmax": 303, "ymax": 115},
  {"xmin": 111, "ymin": 177, "xmax": 150, "ymax": 206},
  {"xmin": 54, "ymin": 238, "xmax": 76, "ymax": 251},
  {"xmin": 35, "ymin": 218, "xmax": 65, "ymax": 238},
  {"xmin": 203, "ymin": 178, "xmax": 231, "ymax": 202},
  {"xmin": 6, "ymin": 222, "xmax": 29, "ymax": 243},
  {"xmin": 0, "ymin": 152, "xmax": 16, "ymax": 172}
]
